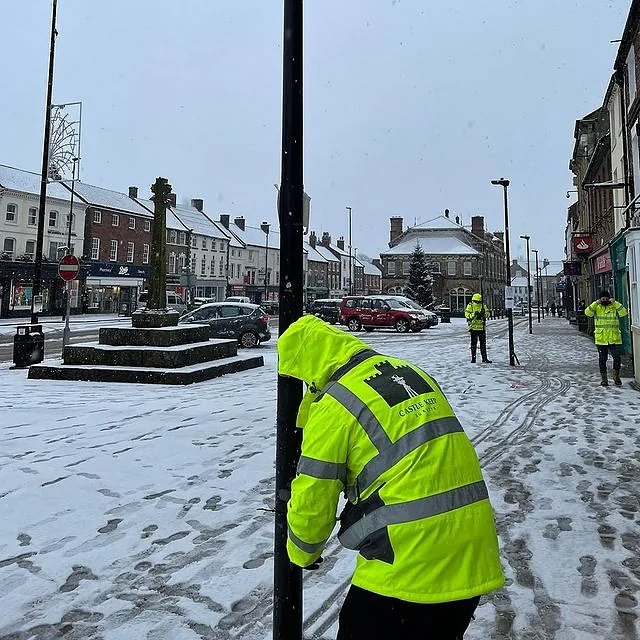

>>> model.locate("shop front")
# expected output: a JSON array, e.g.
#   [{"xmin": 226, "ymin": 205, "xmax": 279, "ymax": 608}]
[
  {"xmin": 85, "ymin": 262, "xmax": 149, "ymax": 314},
  {"xmin": 590, "ymin": 247, "xmax": 614, "ymax": 299}
]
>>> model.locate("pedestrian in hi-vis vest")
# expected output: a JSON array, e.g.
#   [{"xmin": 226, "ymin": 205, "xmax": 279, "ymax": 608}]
[
  {"xmin": 277, "ymin": 315, "xmax": 504, "ymax": 639},
  {"xmin": 584, "ymin": 290, "xmax": 628, "ymax": 387},
  {"xmin": 465, "ymin": 293, "xmax": 492, "ymax": 363}
]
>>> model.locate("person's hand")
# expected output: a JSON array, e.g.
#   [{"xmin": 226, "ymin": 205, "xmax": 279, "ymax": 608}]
[{"xmin": 302, "ymin": 557, "xmax": 324, "ymax": 570}]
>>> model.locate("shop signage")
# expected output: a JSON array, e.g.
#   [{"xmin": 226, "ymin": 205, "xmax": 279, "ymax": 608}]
[
  {"xmin": 593, "ymin": 252, "xmax": 612, "ymax": 274},
  {"xmin": 563, "ymin": 261, "xmax": 582, "ymax": 276},
  {"xmin": 571, "ymin": 235, "xmax": 594, "ymax": 255},
  {"xmin": 87, "ymin": 262, "xmax": 149, "ymax": 278},
  {"xmin": 555, "ymin": 281, "xmax": 566, "ymax": 292}
]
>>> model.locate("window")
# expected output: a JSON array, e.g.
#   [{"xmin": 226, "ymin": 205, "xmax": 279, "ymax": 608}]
[
  {"xmin": 387, "ymin": 261, "xmax": 396, "ymax": 275},
  {"xmin": 628, "ymin": 48, "xmax": 637, "ymax": 111},
  {"xmin": 192, "ymin": 236, "xmax": 197, "ymax": 248},
  {"xmin": 129, "ymin": 217, "xmax": 136, "ymax": 230},
  {"xmin": 169, "ymin": 230, "xmax": 177, "ymax": 243},
  {"xmin": 144, "ymin": 220, "xmax": 151, "ymax": 232},
  {"xmin": 402, "ymin": 261, "xmax": 410, "ymax": 275},
  {"xmin": 48, "ymin": 241, "xmax": 66, "ymax": 260},
  {"xmin": 5, "ymin": 203, "xmax": 17, "ymax": 223},
  {"xmin": 127, "ymin": 242, "xmax": 135, "ymax": 263},
  {"xmin": 231, "ymin": 249, "xmax": 235, "ymax": 258},
  {"xmin": 112, "ymin": 214, "xmax": 119, "ymax": 227},
  {"xmin": 202, "ymin": 238, "xmax": 207, "ymax": 249},
  {"xmin": 94, "ymin": 210, "xmax": 102, "ymax": 223},
  {"xmin": 168, "ymin": 253, "xmax": 176, "ymax": 273},
  {"xmin": 48, "ymin": 210, "xmax": 58, "ymax": 227},
  {"xmin": 447, "ymin": 261, "xmax": 456, "ymax": 276},
  {"xmin": 201, "ymin": 257, "xmax": 207, "ymax": 275},
  {"xmin": 210, "ymin": 257, "xmax": 215, "ymax": 272},
  {"xmin": 28, "ymin": 207, "xmax": 37, "ymax": 226},
  {"xmin": 212, "ymin": 240, "xmax": 217, "ymax": 252},
  {"xmin": 179, "ymin": 254, "xmax": 186, "ymax": 271},
  {"xmin": 2, "ymin": 237, "xmax": 15, "ymax": 257},
  {"xmin": 91, "ymin": 238, "xmax": 100, "ymax": 260},
  {"xmin": 178, "ymin": 232, "xmax": 185, "ymax": 245},
  {"xmin": 66, "ymin": 213, "xmax": 74, "ymax": 231},
  {"xmin": 142, "ymin": 243, "xmax": 149, "ymax": 264},
  {"xmin": 248, "ymin": 250, "xmax": 253, "ymax": 260},
  {"xmin": 219, "ymin": 256, "xmax": 224, "ymax": 276},
  {"xmin": 25, "ymin": 240, "xmax": 35, "ymax": 259},
  {"xmin": 463, "ymin": 262, "xmax": 472, "ymax": 276},
  {"xmin": 449, "ymin": 287, "xmax": 472, "ymax": 311},
  {"xmin": 109, "ymin": 240, "xmax": 118, "ymax": 262}
]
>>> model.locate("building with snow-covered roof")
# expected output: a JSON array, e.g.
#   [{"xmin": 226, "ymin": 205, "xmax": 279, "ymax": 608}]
[
  {"xmin": 381, "ymin": 210, "xmax": 506, "ymax": 314},
  {"xmin": 0, "ymin": 164, "xmax": 87, "ymax": 317}
]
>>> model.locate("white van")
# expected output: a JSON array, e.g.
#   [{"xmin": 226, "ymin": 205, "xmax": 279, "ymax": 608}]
[
  {"xmin": 225, "ymin": 296, "xmax": 251, "ymax": 304},
  {"xmin": 137, "ymin": 291, "xmax": 188, "ymax": 315}
]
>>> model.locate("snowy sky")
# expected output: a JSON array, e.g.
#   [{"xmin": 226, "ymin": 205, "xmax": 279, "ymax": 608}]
[
  {"xmin": 1, "ymin": 316, "xmax": 639, "ymax": 638},
  {"xmin": 0, "ymin": 1, "xmax": 630, "ymax": 263}
]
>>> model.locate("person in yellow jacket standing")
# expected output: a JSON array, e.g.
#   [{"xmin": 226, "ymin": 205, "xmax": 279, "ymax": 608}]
[
  {"xmin": 465, "ymin": 293, "xmax": 491, "ymax": 363},
  {"xmin": 277, "ymin": 315, "xmax": 504, "ymax": 639},
  {"xmin": 584, "ymin": 290, "xmax": 628, "ymax": 386}
]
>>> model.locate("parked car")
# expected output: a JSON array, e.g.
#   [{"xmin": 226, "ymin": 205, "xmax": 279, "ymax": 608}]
[
  {"xmin": 308, "ymin": 298, "xmax": 341, "ymax": 324},
  {"xmin": 225, "ymin": 296, "xmax": 251, "ymax": 304},
  {"xmin": 137, "ymin": 291, "xmax": 188, "ymax": 315},
  {"xmin": 375, "ymin": 295, "xmax": 439, "ymax": 328},
  {"xmin": 339, "ymin": 296, "xmax": 430, "ymax": 333},
  {"xmin": 178, "ymin": 302, "xmax": 271, "ymax": 347}
]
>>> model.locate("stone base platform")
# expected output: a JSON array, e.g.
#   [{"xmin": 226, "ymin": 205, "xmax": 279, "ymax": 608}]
[{"xmin": 28, "ymin": 352, "xmax": 264, "ymax": 385}]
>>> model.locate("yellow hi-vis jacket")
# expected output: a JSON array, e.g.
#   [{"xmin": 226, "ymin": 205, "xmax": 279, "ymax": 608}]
[
  {"xmin": 277, "ymin": 315, "xmax": 504, "ymax": 604},
  {"xmin": 584, "ymin": 300, "xmax": 628, "ymax": 346},
  {"xmin": 465, "ymin": 302, "xmax": 490, "ymax": 331}
]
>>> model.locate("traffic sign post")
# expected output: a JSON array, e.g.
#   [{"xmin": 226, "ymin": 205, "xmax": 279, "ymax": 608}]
[
  {"xmin": 58, "ymin": 255, "xmax": 80, "ymax": 349},
  {"xmin": 58, "ymin": 254, "xmax": 80, "ymax": 282}
]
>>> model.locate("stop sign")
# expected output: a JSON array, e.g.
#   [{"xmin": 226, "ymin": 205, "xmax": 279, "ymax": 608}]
[{"xmin": 58, "ymin": 254, "xmax": 80, "ymax": 282}]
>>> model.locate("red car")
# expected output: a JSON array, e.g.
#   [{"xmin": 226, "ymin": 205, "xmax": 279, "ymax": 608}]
[{"xmin": 339, "ymin": 296, "xmax": 428, "ymax": 333}]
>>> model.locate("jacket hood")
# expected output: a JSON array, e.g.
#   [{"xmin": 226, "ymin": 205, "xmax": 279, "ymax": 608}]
[
  {"xmin": 278, "ymin": 314, "xmax": 371, "ymax": 387},
  {"xmin": 472, "ymin": 294, "xmax": 482, "ymax": 302}
]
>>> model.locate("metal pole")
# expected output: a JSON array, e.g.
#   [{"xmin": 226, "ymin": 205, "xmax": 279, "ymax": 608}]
[
  {"xmin": 533, "ymin": 249, "xmax": 541, "ymax": 323},
  {"xmin": 346, "ymin": 206, "xmax": 352, "ymax": 296},
  {"xmin": 62, "ymin": 158, "xmax": 78, "ymax": 348},
  {"xmin": 265, "ymin": 228, "xmax": 269, "ymax": 301},
  {"xmin": 32, "ymin": 0, "xmax": 58, "ymax": 325},
  {"xmin": 492, "ymin": 179, "xmax": 515, "ymax": 366},
  {"xmin": 274, "ymin": 0, "xmax": 303, "ymax": 637}
]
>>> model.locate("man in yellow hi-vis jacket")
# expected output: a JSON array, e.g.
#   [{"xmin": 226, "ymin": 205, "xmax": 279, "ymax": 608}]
[
  {"xmin": 277, "ymin": 315, "xmax": 504, "ymax": 639},
  {"xmin": 584, "ymin": 289, "xmax": 628, "ymax": 387},
  {"xmin": 464, "ymin": 293, "xmax": 491, "ymax": 363}
]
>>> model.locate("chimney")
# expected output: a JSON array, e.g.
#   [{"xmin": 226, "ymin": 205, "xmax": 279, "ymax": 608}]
[
  {"xmin": 168, "ymin": 193, "xmax": 177, "ymax": 208},
  {"xmin": 321, "ymin": 232, "xmax": 331, "ymax": 247},
  {"xmin": 444, "ymin": 208, "xmax": 450, "ymax": 218},
  {"xmin": 128, "ymin": 186, "xmax": 138, "ymax": 199},
  {"xmin": 337, "ymin": 236, "xmax": 345, "ymax": 251},
  {"xmin": 260, "ymin": 221, "xmax": 270, "ymax": 235},
  {"xmin": 219, "ymin": 213, "xmax": 230, "ymax": 229},
  {"xmin": 372, "ymin": 258, "xmax": 382, "ymax": 270},
  {"xmin": 234, "ymin": 216, "xmax": 245, "ymax": 231},
  {"xmin": 191, "ymin": 198, "xmax": 204, "ymax": 212},
  {"xmin": 389, "ymin": 216, "xmax": 403, "ymax": 244},
  {"xmin": 471, "ymin": 215, "xmax": 485, "ymax": 238},
  {"xmin": 493, "ymin": 231, "xmax": 504, "ymax": 244},
  {"xmin": 309, "ymin": 231, "xmax": 317, "ymax": 249}
]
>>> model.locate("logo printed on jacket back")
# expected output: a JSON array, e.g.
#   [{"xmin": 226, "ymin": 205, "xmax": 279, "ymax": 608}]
[{"xmin": 364, "ymin": 361, "xmax": 434, "ymax": 407}]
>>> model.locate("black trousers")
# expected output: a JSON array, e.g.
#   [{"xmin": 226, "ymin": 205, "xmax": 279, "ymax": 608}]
[
  {"xmin": 597, "ymin": 344, "xmax": 622, "ymax": 373},
  {"xmin": 469, "ymin": 330, "xmax": 488, "ymax": 360},
  {"xmin": 337, "ymin": 585, "xmax": 480, "ymax": 640}
]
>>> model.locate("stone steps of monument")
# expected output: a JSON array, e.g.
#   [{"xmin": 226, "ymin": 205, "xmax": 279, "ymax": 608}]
[
  {"xmin": 63, "ymin": 339, "xmax": 237, "ymax": 368},
  {"xmin": 99, "ymin": 325, "xmax": 210, "ymax": 347},
  {"xmin": 28, "ymin": 352, "xmax": 264, "ymax": 385}
]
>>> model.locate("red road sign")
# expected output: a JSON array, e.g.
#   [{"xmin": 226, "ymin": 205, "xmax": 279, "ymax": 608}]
[{"xmin": 58, "ymin": 254, "xmax": 80, "ymax": 281}]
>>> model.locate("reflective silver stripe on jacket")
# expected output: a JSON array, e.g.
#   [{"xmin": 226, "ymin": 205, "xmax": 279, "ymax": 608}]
[
  {"xmin": 338, "ymin": 480, "xmax": 489, "ymax": 550},
  {"xmin": 354, "ymin": 415, "xmax": 464, "ymax": 496},
  {"xmin": 288, "ymin": 526, "xmax": 327, "ymax": 554},
  {"xmin": 297, "ymin": 456, "xmax": 347, "ymax": 486}
]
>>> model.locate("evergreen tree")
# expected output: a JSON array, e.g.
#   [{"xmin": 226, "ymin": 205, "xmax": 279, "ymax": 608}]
[{"xmin": 404, "ymin": 244, "xmax": 433, "ymax": 307}]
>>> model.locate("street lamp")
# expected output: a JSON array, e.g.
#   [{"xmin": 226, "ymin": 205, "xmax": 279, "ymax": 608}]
[
  {"xmin": 346, "ymin": 206, "xmax": 352, "ymax": 295},
  {"xmin": 532, "ymin": 249, "xmax": 541, "ymax": 323},
  {"xmin": 491, "ymin": 178, "xmax": 516, "ymax": 366},
  {"xmin": 261, "ymin": 221, "xmax": 270, "ymax": 302},
  {"xmin": 519, "ymin": 235, "xmax": 533, "ymax": 334},
  {"xmin": 353, "ymin": 246, "xmax": 358, "ymax": 294}
]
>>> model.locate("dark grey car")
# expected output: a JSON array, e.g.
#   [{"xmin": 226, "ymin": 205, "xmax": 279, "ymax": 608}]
[{"xmin": 178, "ymin": 302, "xmax": 271, "ymax": 348}]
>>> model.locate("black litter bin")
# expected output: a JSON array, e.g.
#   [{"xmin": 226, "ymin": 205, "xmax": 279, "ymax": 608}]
[
  {"xmin": 12, "ymin": 324, "xmax": 45, "ymax": 368},
  {"xmin": 577, "ymin": 311, "xmax": 588, "ymax": 332},
  {"xmin": 439, "ymin": 307, "xmax": 451, "ymax": 323}
]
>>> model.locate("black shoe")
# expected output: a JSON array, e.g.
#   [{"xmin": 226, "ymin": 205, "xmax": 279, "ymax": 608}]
[
  {"xmin": 482, "ymin": 359, "xmax": 492, "ymax": 363},
  {"xmin": 471, "ymin": 357, "xmax": 476, "ymax": 363}
]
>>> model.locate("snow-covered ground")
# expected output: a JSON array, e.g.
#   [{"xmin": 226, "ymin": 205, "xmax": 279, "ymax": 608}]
[
  {"xmin": 0, "ymin": 315, "xmax": 130, "ymax": 338},
  {"xmin": 0, "ymin": 316, "xmax": 639, "ymax": 639}
]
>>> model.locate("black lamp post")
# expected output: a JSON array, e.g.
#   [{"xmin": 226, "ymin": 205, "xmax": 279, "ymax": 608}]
[
  {"xmin": 261, "ymin": 221, "xmax": 270, "ymax": 302},
  {"xmin": 532, "ymin": 249, "xmax": 541, "ymax": 323},
  {"xmin": 346, "ymin": 206, "xmax": 353, "ymax": 295},
  {"xmin": 491, "ymin": 178, "xmax": 516, "ymax": 366},
  {"xmin": 519, "ymin": 235, "xmax": 533, "ymax": 334},
  {"xmin": 31, "ymin": 0, "xmax": 58, "ymax": 326}
]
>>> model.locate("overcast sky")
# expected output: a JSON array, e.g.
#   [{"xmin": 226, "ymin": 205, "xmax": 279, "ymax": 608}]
[{"xmin": 0, "ymin": 1, "xmax": 629, "ymax": 264}]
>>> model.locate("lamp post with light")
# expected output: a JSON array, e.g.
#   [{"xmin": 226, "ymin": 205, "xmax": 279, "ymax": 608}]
[
  {"xmin": 491, "ymin": 178, "xmax": 516, "ymax": 366},
  {"xmin": 532, "ymin": 249, "xmax": 541, "ymax": 323},
  {"xmin": 519, "ymin": 235, "xmax": 533, "ymax": 334}
]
